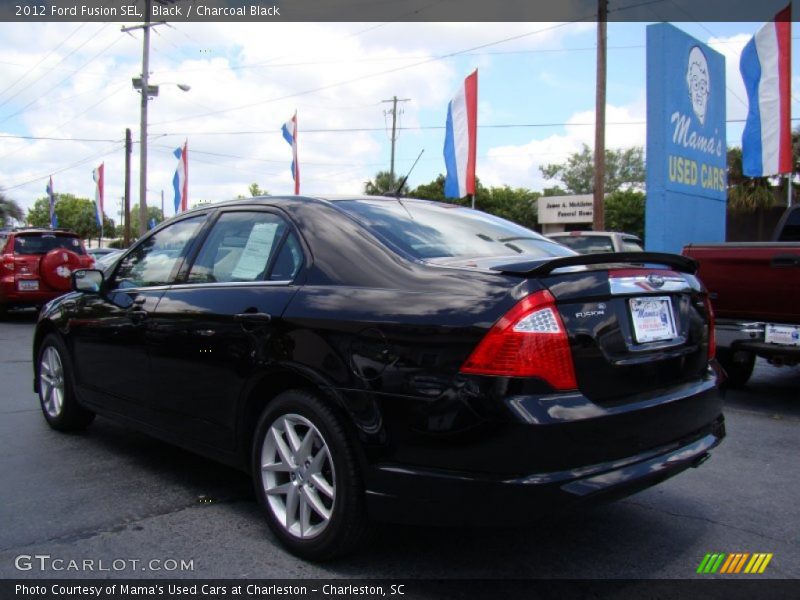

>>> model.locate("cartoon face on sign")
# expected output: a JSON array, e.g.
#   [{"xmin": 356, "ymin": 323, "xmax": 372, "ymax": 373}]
[{"xmin": 686, "ymin": 46, "xmax": 710, "ymax": 125}]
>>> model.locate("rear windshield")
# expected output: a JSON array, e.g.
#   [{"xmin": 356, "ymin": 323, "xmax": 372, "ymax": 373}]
[
  {"xmin": 13, "ymin": 234, "xmax": 85, "ymax": 255},
  {"xmin": 552, "ymin": 235, "xmax": 615, "ymax": 254},
  {"xmin": 335, "ymin": 199, "xmax": 574, "ymax": 260}
]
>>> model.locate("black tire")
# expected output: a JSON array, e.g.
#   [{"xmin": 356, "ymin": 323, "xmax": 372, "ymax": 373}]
[
  {"xmin": 0, "ymin": 303, "xmax": 7, "ymax": 321},
  {"xmin": 252, "ymin": 389, "xmax": 368, "ymax": 560},
  {"xmin": 718, "ymin": 349, "xmax": 756, "ymax": 388},
  {"xmin": 36, "ymin": 333, "xmax": 95, "ymax": 431}
]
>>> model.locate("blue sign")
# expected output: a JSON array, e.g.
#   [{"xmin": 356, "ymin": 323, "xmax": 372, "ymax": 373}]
[{"xmin": 646, "ymin": 24, "xmax": 727, "ymax": 253}]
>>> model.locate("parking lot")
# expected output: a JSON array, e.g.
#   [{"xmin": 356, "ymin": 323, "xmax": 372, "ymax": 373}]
[{"xmin": 1, "ymin": 312, "xmax": 798, "ymax": 580}]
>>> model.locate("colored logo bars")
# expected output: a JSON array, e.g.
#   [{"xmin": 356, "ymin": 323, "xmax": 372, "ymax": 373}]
[{"xmin": 697, "ymin": 552, "xmax": 773, "ymax": 574}]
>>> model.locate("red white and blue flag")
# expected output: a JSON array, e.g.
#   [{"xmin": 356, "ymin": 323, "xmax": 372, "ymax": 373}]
[
  {"xmin": 740, "ymin": 5, "xmax": 792, "ymax": 177},
  {"xmin": 172, "ymin": 140, "xmax": 188, "ymax": 213},
  {"xmin": 443, "ymin": 69, "xmax": 478, "ymax": 199},
  {"xmin": 282, "ymin": 112, "xmax": 300, "ymax": 194},
  {"xmin": 93, "ymin": 163, "xmax": 104, "ymax": 227},
  {"xmin": 46, "ymin": 175, "xmax": 57, "ymax": 228}
]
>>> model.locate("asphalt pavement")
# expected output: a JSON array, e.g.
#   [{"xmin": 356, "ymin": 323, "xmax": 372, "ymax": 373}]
[{"xmin": 1, "ymin": 311, "xmax": 798, "ymax": 580}]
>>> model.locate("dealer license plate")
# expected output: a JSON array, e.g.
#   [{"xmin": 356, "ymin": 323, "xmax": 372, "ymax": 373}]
[
  {"xmin": 17, "ymin": 280, "xmax": 39, "ymax": 291},
  {"xmin": 629, "ymin": 296, "xmax": 677, "ymax": 343},
  {"xmin": 765, "ymin": 324, "xmax": 800, "ymax": 347}
]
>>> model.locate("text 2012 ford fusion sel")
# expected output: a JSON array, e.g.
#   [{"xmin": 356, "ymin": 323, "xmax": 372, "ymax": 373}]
[{"xmin": 33, "ymin": 196, "xmax": 724, "ymax": 560}]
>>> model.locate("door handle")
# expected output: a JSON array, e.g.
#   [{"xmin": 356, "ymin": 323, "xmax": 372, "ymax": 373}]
[
  {"xmin": 771, "ymin": 254, "xmax": 800, "ymax": 268},
  {"xmin": 129, "ymin": 309, "xmax": 148, "ymax": 323},
  {"xmin": 234, "ymin": 312, "xmax": 272, "ymax": 323}
]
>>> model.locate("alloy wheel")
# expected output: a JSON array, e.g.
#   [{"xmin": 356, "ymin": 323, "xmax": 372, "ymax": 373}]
[
  {"xmin": 39, "ymin": 346, "xmax": 65, "ymax": 418},
  {"xmin": 260, "ymin": 413, "xmax": 336, "ymax": 539}
]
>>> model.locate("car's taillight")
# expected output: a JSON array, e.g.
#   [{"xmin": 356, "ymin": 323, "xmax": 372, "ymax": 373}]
[
  {"xmin": 703, "ymin": 295, "xmax": 716, "ymax": 360},
  {"xmin": 460, "ymin": 289, "xmax": 578, "ymax": 390},
  {"xmin": 2, "ymin": 254, "xmax": 13, "ymax": 272}
]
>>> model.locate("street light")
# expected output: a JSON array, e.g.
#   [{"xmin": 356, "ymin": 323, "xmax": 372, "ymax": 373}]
[{"xmin": 132, "ymin": 78, "xmax": 190, "ymax": 236}]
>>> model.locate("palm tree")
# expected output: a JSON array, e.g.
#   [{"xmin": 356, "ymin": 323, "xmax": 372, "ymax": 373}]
[
  {"xmin": 0, "ymin": 191, "xmax": 23, "ymax": 228},
  {"xmin": 363, "ymin": 171, "xmax": 409, "ymax": 196}
]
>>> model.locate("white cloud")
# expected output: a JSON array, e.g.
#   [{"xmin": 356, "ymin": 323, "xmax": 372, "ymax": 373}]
[
  {"xmin": 0, "ymin": 20, "xmax": 594, "ymax": 220},
  {"xmin": 480, "ymin": 100, "xmax": 646, "ymax": 190}
]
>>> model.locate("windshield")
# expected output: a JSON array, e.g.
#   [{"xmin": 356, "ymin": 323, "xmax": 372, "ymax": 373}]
[
  {"xmin": 335, "ymin": 199, "xmax": 574, "ymax": 261},
  {"xmin": 13, "ymin": 234, "xmax": 85, "ymax": 255}
]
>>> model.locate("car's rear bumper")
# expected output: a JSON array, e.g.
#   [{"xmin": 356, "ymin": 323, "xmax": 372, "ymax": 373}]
[
  {"xmin": 364, "ymin": 416, "xmax": 724, "ymax": 525},
  {"xmin": 0, "ymin": 278, "xmax": 63, "ymax": 307},
  {"xmin": 717, "ymin": 318, "xmax": 800, "ymax": 361},
  {"xmin": 362, "ymin": 368, "xmax": 725, "ymax": 525}
]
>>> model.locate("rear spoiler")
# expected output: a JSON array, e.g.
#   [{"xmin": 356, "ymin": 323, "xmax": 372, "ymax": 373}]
[{"xmin": 491, "ymin": 252, "xmax": 698, "ymax": 277}]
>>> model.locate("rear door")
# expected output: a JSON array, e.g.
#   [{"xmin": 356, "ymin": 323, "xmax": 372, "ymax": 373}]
[{"xmin": 146, "ymin": 209, "xmax": 305, "ymax": 450}]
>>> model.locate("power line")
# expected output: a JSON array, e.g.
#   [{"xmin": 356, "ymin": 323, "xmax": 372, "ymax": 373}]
[
  {"xmin": 0, "ymin": 23, "xmax": 105, "ymax": 112},
  {"xmin": 0, "ymin": 134, "xmax": 122, "ymax": 142},
  {"xmin": 150, "ymin": 20, "xmax": 589, "ymax": 127},
  {"xmin": 2, "ymin": 142, "xmax": 124, "ymax": 191},
  {"xmin": 0, "ymin": 22, "xmax": 90, "ymax": 104},
  {"xmin": 0, "ymin": 31, "xmax": 124, "ymax": 126}
]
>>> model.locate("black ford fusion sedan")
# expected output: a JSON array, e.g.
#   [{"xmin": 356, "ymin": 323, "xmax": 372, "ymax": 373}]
[{"xmin": 33, "ymin": 195, "xmax": 724, "ymax": 560}]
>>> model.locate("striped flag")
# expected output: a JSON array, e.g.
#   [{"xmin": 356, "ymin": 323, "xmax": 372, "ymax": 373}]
[
  {"xmin": 443, "ymin": 69, "xmax": 478, "ymax": 199},
  {"xmin": 740, "ymin": 5, "xmax": 792, "ymax": 177},
  {"xmin": 172, "ymin": 140, "xmax": 188, "ymax": 213},
  {"xmin": 46, "ymin": 175, "xmax": 57, "ymax": 228},
  {"xmin": 93, "ymin": 163, "xmax": 104, "ymax": 227},
  {"xmin": 282, "ymin": 112, "xmax": 300, "ymax": 194}
]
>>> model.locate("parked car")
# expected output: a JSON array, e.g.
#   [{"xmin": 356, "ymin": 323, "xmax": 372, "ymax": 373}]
[
  {"xmin": 86, "ymin": 247, "xmax": 120, "ymax": 260},
  {"xmin": 682, "ymin": 205, "xmax": 800, "ymax": 386},
  {"xmin": 547, "ymin": 231, "xmax": 644, "ymax": 254},
  {"xmin": 0, "ymin": 228, "xmax": 94, "ymax": 317},
  {"xmin": 33, "ymin": 196, "xmax": 724, "ymax": 560},
  {"xmin": 94, "ymin": 249, "xmax": 124, "ymax": 272}
]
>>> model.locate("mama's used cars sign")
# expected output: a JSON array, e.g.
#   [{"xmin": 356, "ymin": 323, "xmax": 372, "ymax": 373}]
[{"xmin": 646, "ymin": 24, "xmax": 727, "ymax": 252}]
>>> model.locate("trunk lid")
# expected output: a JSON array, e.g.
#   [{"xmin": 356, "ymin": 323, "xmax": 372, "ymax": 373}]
[{"xmin": 492, "ymin": 253, "xmax": 713, "ymax": 404}]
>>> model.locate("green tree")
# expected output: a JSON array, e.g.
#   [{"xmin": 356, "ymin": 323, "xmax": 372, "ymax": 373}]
[
  {"xmin": 129, "ymin": 204, "xmax": 164, "ymax": 234},
  {"xmin": 726, "ymin": 146, "xmax": 776, "ymax": 213},
  {"xmin": 540, "ymin": 144, "xmax": 645, "ymax": 194},
  {"xmin": 604, "ymin": 190, "xmax": 645, "ymax": 239},
  {"xmin": 411, "ymin": 175, "xmax": 540, "ymax": 229},
  {"xmin": 26, "ymin": 194, "xmax": 115, "ymax": 240},
  {"xmin": 248, "ymin": 183, "xmax": 269, "ymax": 197},
  {"xmin": 364, "ymin": 171, "xmax": 409, "ymax": 196},
  {"xmin": 0, "ymin": 191, "xmax": 23, "ymax": 228}
]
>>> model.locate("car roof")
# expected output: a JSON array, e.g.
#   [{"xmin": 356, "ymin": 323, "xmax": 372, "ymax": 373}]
[{"xmin": 177, "ymin": 195, "xmax": 458, "ymax": 217}]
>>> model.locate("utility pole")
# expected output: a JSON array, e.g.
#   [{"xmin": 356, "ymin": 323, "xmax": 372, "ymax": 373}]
[
  {"xmin": 593, "ymin": 0, "xmax": 607, "ymax": 231},
  {"xmin": 381, "ymin": 96, "xmax": 411, "ymax": 182},
  {"xmin": 121, "ymin": 0, "xmax": 164, "ymax": 237},
  {"xmin": 124, "ymin": 127, "xmax": 132, "ymax": 246}
]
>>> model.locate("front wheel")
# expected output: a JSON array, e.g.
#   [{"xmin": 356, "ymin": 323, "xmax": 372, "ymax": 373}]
[
  {"xmin": 252, "ymin": 390, "xmax": 368, "ymax": 560},
  {"xmin": 37, "ymin": 334, "xmax": 95, "ymax": 431}
]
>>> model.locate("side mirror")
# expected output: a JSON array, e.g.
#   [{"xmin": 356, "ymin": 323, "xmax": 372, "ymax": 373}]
[{"xmin": 72, "ymin": 269, "xmax": 104, "ymax": 294}]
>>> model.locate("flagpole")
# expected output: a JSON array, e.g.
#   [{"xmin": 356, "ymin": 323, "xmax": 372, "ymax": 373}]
[
  {"xmin": 471, "ymin": 194, "xmax": 475, "ymax": 210},
  {"xmin": 788, "ymin": 174, "xmax": 793, "ymax": 207}
]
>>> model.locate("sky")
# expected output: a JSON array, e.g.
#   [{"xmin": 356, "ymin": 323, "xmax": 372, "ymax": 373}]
[{"xmin": 0, "ymin": 16, "xmax": 798, "ymax": 225}]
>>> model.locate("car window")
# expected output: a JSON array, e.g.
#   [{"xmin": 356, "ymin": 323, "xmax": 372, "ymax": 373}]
[
  {"xmin": 778, "ymin": 208, "xmax": 800, "ymax": 241},
  {"xmin": 336, "ymin": 199, "xmax": 574, "ymax": 260},
  {"xmin": 113, "ymin": 216, "xmax": 205, "ymax": 288},
  {"xmin": 269, "ymin": 231, "xmax": 303, "ymax": 281},
  {"xmin": 554, "ymin": 236, "xmax": 615, "ymax": 254},
  {"xmin": 622, "ymin": 238, "xmax": 644, "ymax": 252},
  {"xmin": 13, "ymin": 234, "xmax": 85, "ymax": 255},
  {"xmin": 187, "ymin": 212, "xmax": 298, "ymax": 284}
]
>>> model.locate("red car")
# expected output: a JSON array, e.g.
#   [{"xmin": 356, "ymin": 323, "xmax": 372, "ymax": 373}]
[{"xmin": 0, "ymin": 228, "xmax": 94, "ymax": 317}]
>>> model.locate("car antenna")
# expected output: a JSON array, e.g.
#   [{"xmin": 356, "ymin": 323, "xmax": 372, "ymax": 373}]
[{"xmin": 390, "ymin": 149, "xmax": 424, "ymax": 197}]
